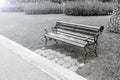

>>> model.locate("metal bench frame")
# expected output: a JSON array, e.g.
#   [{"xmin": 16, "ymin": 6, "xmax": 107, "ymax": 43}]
[{"xmin": 44, "ymin": 21, "xmax": 104, "ymax": 63}]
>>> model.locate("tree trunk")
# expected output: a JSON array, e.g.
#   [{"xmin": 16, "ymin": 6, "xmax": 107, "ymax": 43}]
[{"xmin": 108, "ymin": 0, "xmax": 120, "ymax": 33}]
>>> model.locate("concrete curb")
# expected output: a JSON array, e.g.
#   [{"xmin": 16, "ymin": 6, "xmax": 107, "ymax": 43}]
[{"xmin": 0, "ymin": 35, "xmax": 87, "ymax": 80}]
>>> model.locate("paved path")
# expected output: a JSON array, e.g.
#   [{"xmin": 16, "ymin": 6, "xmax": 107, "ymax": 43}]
[
  {"xmin": 0, "ymin": 41, "xmax": 55, "ymax": 80},
  {"xmin": 0, "ymin": 35, "xmax": 87, "ymax": 80},
  {"xmin": 35, "ymin": 49, "xmax": 85, "ymax": 72}
]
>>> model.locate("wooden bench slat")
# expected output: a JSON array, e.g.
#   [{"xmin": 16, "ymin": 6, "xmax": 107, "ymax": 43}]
[
  {"xmin": 47, "ymin": 33, "xmax": 87, "ymax": 44},
  {"xmin": 57, "ymin": 32, "xmax": 94, "ymax": 43},
  {"xmin": 57, "ymin": 25, "xmax": 98, "ymax": 33},
  {"xmin": 56, "ymin": 29, "xmax": 94, "ymax": 38},
  {"xmin": 56, "ymin": 26, "xmax": 97, "ymax": 36},
  {"xmin": 56, "ymin": 21, "xmax": 100, "ymax": 32},
  {"xmin": 45, "ymin": 35, "xmax": 86, "ymax": 48},
  {"xmin": 45, "ymin": 33, "xmax": 87, "ymax": 47}
]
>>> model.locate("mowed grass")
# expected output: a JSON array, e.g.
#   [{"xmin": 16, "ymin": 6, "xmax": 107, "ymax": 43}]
[
  {"xmin": 0, "ymin": 12, "xmax": 110, "ymax": 50},
  {"xmin": 0, "ymin": 12, "xmax": 120, "ymax": 80}
]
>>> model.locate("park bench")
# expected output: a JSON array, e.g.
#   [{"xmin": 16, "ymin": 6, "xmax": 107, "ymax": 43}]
[{"xmin": 44, "ymin": 21, "xmax": 104, "ymax": 63}]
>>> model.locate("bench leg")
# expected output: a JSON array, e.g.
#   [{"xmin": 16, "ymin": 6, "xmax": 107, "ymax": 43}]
[
  {"xmin": 54, "ymin": 39, "xmax": 59, "ymax": 44},
  {"xmin": 44, "ymin": 36, "xmax": 48, "ymax": 46},
  {"xmin": 83, "ymin": 46, "xmax": 89, "ymax": 63},
  {"xmin": 86, "ymin": 43, "xmax": 98, "ymax": 57},
  {"xmin": 94, "ymin": 50, "xmax": 98, "ymax": 57},
  {"xmin": 82, "ymin": 42, "xmax": 98, "ymax": 63},
  {"xmin": 93, "ymin": 43, "xmax": 98, "ymax": 57}
]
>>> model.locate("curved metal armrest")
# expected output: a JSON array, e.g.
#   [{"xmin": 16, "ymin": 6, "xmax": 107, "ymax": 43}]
[
  {"xmin": 52, "ymin": 27, "xmax": 56, "ymax": 31},
  {"xmin": 44, "ymin": 29, "xmax": 48, "ymax": 34},
  {"xmin": 93, "ymin": 32, "xmax": 102, "ymax": 42},
  {"xmin": 95, "ymin": 32, "xmax": 102, "ymax": 37},
  {"xmin": 45, "ymin": 26, "xmax": 57, "ymax": 34},
  {"xmin": 84, "ymin": 36, "xmax": 94, "ymax": 45},
  {"xmin": 84, "ymin": 36, "xmax": 93, "ymax": 41},
  {"xmin": 52, "ymin": 27, "xmax": 57, "ymax": 33}
]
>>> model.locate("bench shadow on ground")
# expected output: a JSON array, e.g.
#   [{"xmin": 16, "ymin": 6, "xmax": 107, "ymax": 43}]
[{"xmin": 43, "ymin": 41, "xmax": 99, "ymax": 63}]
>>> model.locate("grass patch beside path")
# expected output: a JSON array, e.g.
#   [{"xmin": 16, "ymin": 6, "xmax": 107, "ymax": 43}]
[
  {"xmin": 77, "ymin": 31, "xmax": 120, "ymax": 80},
  {"xmin": 0, "ymin": 12, "xmax": 120, "ymax": 80}
]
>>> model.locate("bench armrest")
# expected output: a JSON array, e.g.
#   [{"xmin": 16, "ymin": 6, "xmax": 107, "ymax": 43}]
[
  {"xmin": 83, "ymin": 32, "xmax": 102, "ymax": 43},
  {"xmin": 52, "ymin": 27, "xmax": 57, "ymax": 33},
  {"xmin": 44, "ymin": 29, "xmax": 48, "ymax": 34},
  {"xmin": 44, "ymin": 27, "xmax": 56, "ymax": 34},
  {"xmin": 92, "ymin": 32, "xmax": 102, "ymax": 43},
  {"xmin": 95, "ymin": 32, "xmax": 102, "ymax": 37},
  {"xmin": 84, "ymin": 36, "xmax": 93, "ymax": 41}
]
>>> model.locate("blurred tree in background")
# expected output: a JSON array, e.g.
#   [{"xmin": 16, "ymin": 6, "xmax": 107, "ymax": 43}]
[
  {"xmin": 108, "ymin": 0, "xmax": 120, "ymax": 33},
  {"xmin": 6, "ymin": 0, "xmax": 114, "ymax": 4},
  {"xmin": 98, "ymin": 0, "xmax": 113, "ymax": 2}
]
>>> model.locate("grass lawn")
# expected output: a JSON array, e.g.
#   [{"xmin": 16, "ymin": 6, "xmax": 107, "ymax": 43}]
[
  {"xmin": 0, "ymin": 12, "xmax": 119, "ymax": 80},
  {"xmin": 0, "ymin": 12, "xmax": 110, "ymax": 50}
]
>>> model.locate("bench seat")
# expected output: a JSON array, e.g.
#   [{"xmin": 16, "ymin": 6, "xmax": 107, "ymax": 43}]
[
  {"xmin": 45, "ymin": 33, "xmax": 88, "ymax": 47},
  {"xmin": 44, "ymin": 21, "xmax": 104, "ymax": 63}
]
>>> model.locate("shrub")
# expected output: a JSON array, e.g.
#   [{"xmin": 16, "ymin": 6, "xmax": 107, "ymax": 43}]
[
  {"xmin": 65, "ymin": 1, "xmax": 114, "ymax": 16},
  {"xmin": 24, "ymin": 1, "xmax": 63, "ymax": 14},
  {"xmin": 1, "ymin": 4, "xmax": 24, "ymax": 12}
]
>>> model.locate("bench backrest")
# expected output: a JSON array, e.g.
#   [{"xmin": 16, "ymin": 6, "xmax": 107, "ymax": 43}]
[{"xmin": 55, "ymin": 21, "xmax": 104, "ymax": 37}]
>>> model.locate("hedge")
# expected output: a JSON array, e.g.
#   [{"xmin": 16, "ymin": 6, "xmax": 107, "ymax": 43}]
[
  {"xmin": 65, "ymin": 1, "xmax": 114, "ymax": 16},
  {"xmin": 24, "ymin": 1, "xmax": 63, "ymax": 14}
]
